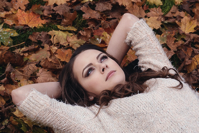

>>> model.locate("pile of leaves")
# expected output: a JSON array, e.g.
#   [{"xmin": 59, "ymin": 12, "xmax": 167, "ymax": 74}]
[{"xmin": 0, "ymin": 0, "xmax": 199, "ymax": 132}]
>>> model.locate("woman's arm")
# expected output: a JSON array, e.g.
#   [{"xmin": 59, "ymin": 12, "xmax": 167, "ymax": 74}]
[
  {"xmin": 11, "ymin": 82, "xmax": 61, "ymax": 105},
  {"xmin": 106, "ymin": 13, "xmax": 139, "ymax": 64}
]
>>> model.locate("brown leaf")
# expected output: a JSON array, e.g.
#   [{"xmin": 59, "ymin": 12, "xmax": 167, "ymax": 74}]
[
  {"xmin": 11, "ymin": 0, "xmax": 29, "ymax": 10},
  {"xmin": 21, "ymin": 63, "xmax": 38, "ymax": 78},
  {"xmin": 95, "ymin": 2, "xmax": 112, "ymax": 12},
  {"xmin": 146, "ymin": 7, "xmax": 164, "ymax": 20},
  {"xmin": 36, "ymin": 68, "xmax": 57, "ymax": 83},
  {"xmin": 55, "ymin": 49, "xmax": 72, "ymax": 62},
  {"xmin": 193, "ymin": 3, "xmax": 199, "ymax": 22},
  {"xmin": 29, "ymin": 48, "xmax": 50, "ymax": 62},
  {"xmin": 0, "ymin": 51, "xmax": 25, "ymax": 66},
  {"xmin": 67, "ymin": 35, "xmax": 86, "ymax": 49},
  {"xmin": 78, "ymin": 28, "xmax": 92, "ymax": 41},
  {"xmin": 40, "ymin": 57, "xmax": 62, "ymax": 70},
  {"xmin": 145, "ymin": 17, "xmax": 162, "ymax": 29},
  {"xmin": 61, "ymin": 11, "xmax": 77, "ymax": 26},
  {"xmin": 4, "ymin": 13, "xmax": 18, "ymax": 26},
  {"xmin": 53, "ymin": 4, "xmax": 71, "ymax": 15},
  {"xmin": 81, "ymin": 6, "xmax": 101, "ymax": 19},
  {"xmin": 187, "ymin": 54, "xmax": 199, "ymax": 72},
  {"xmin": 163, "ymin": 47, "xmax": 175, "ymax": 59},
  {"xmin": 116, "ymin": 0, "xmax": 132, "ymax": 6},
  {"xmin": 4, "ymin": 84, "xmax": 17, "ymax": 95},
  {"xmin": 126, "ymin": 3, "xmax": 146, "ymax": 18}
]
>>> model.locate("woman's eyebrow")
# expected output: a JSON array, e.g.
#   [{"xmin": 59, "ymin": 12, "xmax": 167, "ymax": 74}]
[{"xmin": 82, "ymin": 52, "xmax": 103, "ymax": 77}]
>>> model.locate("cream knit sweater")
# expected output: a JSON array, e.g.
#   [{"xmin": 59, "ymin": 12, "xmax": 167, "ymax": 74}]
[{"xmin": 18, "ymin": 19, "xmax": 199, "ymax": 133}]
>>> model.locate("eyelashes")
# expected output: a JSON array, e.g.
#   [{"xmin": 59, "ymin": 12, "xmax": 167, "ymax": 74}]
[{"xmin": 85, "ymin": 54, "xmax": 108, "ymax": 77}]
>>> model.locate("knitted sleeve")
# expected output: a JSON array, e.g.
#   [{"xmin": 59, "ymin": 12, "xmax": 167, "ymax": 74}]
[
  {"xmin": 125, "ymin": 19, "xmax": 174, "ymax": 72},
  {"xmin": 17, "ymin": 89, "xmax": 103, "ymax": 132}
]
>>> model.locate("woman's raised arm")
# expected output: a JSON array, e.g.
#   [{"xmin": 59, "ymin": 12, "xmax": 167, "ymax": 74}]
[
  {"xmin": 11, "ymin": 82, "xmax": 61, "ymax": 105},
  {"xmin": 106, "ymin": 13, "xmax": 139, "ymax": 64}
]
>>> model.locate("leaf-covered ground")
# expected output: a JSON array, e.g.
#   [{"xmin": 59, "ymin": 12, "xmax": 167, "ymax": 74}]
[{"xmin": 0, "ymin": 0, "xmax": 199, "ymax": 132}]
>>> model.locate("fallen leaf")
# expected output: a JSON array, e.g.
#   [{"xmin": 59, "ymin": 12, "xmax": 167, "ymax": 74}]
[
  {"xmin": 13, "ymin": 108, "xmax": 24, "ymax": 118},
  {"xmin": 43, "ymin": 0, "xmax": 70, "ymax": 5},
  {"xmin": 11, "ymin": 0, "xmax": 29, "ymax": 10},
  {"xmin": 176, "ymin": 16, "xmax": 197, "ymax": 34},
  {"xmin": 29, "ymin": 48, "xmax": 50, "ymax": 62},
  {"xmin": 36, "ymin": 68, "xmax": 57, "ymax": 83},
  {"xmin": 147, "ymin": 0, "xmax": 162, "ymax": 6},
  {"xmin": 48, "ymin": 30, "xmax": 72, "ymax": 46},
  {"xmin": 55, "ymin": 49, "xmax": 72, "ymax": 62},
  {"xmin": 95, "ymin": 2, "xmax": 112, "ymax": 12},
  {"xmin": 116, "ymin": 0, "xmax": 132, "ymax": 6},
  {"xmin": 175, "ymin": 0, "xmax": 182, "ymax": 5},
  {"xmin": 21, "ymin": 63, "xmax": 38, "ymax": 78},
  {"xmin": 127, "ymin": 49, "xmax": 137, "ymax": 62},
  {"xmin": 16, "ymin": 9, "xmax": 46, "ymax": 28},
  {"xmin": 61, "ymin": 11, "xmax": 77, "ymax": 26},
  {"xmin": 163, "ymin": 47, "xmax": 175, "ymax": 59},
  {"xmin": 57, "ymin": 25, "xmax": 77, "ymax": 31},
  {"xmin": 187, "ymin": 54, "xmax": 199, "ymax": 72},
  {"xmin": 0, "ymin": 24, "xmax": 19, "ymax": 46},
  {"xmin": 145, "ymin": 17, "xmax": 162, "ymax": 29},
  {"xmin": 81, "ymin": 6, "xmax": 101, "ymax": 19},
  {"xmin": 0, "ymin": 96, "xmax": 5, "ymax": 107},
  {"xmin": 126, "ymin": 3, "xmax": 146, "ymax": 18},
  {"xmin": 53, "ymin": 4, "xmax": 71, "ymax": 15},
  {"xmin": 67, "ymin": 35, "xmax": 86, "ymax": 49}
]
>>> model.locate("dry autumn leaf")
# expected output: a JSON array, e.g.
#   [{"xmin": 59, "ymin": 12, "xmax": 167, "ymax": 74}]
[
  {"xmin": 81, "ymin": 6, "xmax": 101, "ymax": 19},
  {"xmin": 29, "ymin": 48, "xmax": 50, "ymax": 62},
  {"xmin": 176, "ymin": 16, "xmax": 198, "ymax": 34},
  {"xmin": 11, "ymin": 0, "xmax": 29, "ymax": 10},
  {"xmin": 187, "ymin": 54, "xmax": 199, "ymax": 72},
  {"xmin": 67, "ymin": 35, "xmax": 86, "ymax": 49},
  {"xmin": 48, "ymin": 30, "xmax": 72, "ymax": 46},
  {"xmin": 145, "ymin": 17, "xmax": 162, "ymax": 29},
  {"xmin": 36, "ymin": 68, "xmax": 57, "ymax": 83},
  {"xmin": 16, "ymin": 9, "xmax": 46, "ymax": 28},
  {"xmin": 43, "ymin": 0, "xmax": 70, "ymax": 5},
  {"xmin": 147, "ymin": 0, "xmax": 162, "ymax": 6},
  {"xmin": 55, "ymin": 49, "xmax": 72, "ymax": 62}
]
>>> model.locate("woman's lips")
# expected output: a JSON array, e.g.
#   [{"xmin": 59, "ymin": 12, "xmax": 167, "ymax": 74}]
[{"xmin": 106, "ymin": 70, "xmax": 116, "ymax": 81}]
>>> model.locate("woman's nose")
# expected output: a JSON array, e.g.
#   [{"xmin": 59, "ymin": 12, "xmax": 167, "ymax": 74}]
[{"xmin": 100, "ymin": 63, "xmax": 108, "ymax": 73}]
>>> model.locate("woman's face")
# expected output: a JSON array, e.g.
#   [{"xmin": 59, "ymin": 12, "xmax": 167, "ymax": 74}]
[{"xmin": 73, "ymin": 49, "xmax": 126, "ymax": 96}]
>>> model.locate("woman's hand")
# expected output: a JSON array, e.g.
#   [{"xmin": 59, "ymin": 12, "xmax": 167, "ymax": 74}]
[{"xmin": 106, "ymin": 13, "xmax": 139, "ymax": 64}]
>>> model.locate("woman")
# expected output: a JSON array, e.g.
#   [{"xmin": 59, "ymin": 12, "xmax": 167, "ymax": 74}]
[{"xmin": 11, "ymin": 13, "xmax": 199, "ymax": 132}]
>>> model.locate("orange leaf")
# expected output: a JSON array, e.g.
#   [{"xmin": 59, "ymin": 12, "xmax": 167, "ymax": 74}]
[
  {"xmin": 55, "ymin": 49, "xmax": 72, "ymax": 62},
  {"xmin": 16, "ymin": 9, "xmax": 46, "ymax": 28},
  {"xmin": 0, "ymin": 96, "xmax": 6, "ymax": 107}
]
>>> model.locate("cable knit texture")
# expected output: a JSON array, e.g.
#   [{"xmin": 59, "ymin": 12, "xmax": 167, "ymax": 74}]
[{"xmin": 18, "ymin": 19, "xmax": 199, "ymax": 133}]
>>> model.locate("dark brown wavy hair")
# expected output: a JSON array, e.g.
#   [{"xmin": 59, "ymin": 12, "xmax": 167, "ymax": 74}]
[{"xmin": 59, "ymin": 43, "xmax": 185, "ymax": 113}]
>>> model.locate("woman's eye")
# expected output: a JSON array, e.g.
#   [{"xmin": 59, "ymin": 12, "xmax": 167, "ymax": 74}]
[
  {"xmin": 100, "ymin": 55, "xmax": 108, "ymax": 62},
  {"xmin": 85, "ymin": 68, "xmax": 94, "ymax": 77}
]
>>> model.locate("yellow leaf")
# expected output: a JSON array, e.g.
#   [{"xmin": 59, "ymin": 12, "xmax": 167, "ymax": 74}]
[
  {"xmin": 43, "ymin": 0, "xmax": 70, "ymax": 5},
  {"xmin": 13, "ymin": 108, "xmax": 24, "ymax": 118},
  {"xmin": 57, "ymin": 25, "xmax": 77, "ymax": 31},
  {"xmin": 176, "ymin": 16, "xmax": 197, "ymax": 34},
  {"xmin": 48, "ymin": 30, "xmax": 72, "ymax": 46},
  {"xmin": 187, "ymin": 54, "xmax": 199, "ymax": 73},
  {"xmin": 175, "ymin": 0, "xmax": 182, "ymax": 5},
  {"xmin": 147, "ymin": 0, "xmax": 162, "ymax": 6}
]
